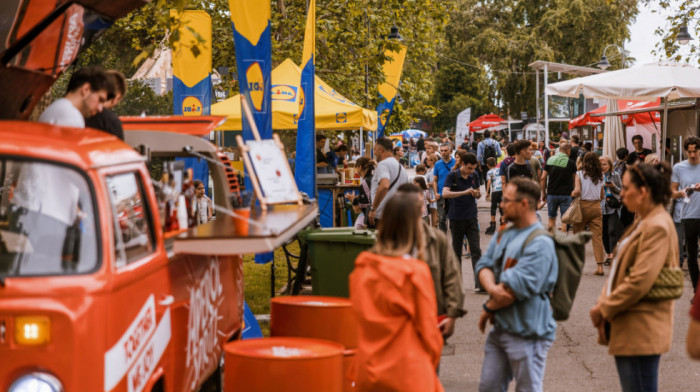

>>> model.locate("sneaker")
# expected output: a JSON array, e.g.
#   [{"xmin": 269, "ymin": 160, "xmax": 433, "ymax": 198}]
[{"xmin": 485, "ymin": 222, "xmax": 496, "ymax": 235}]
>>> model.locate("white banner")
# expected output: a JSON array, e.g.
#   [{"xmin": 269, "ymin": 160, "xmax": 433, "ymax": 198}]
[{"xmin": 455, "ymin": 108, "xmax": 471, "ymax": 144}]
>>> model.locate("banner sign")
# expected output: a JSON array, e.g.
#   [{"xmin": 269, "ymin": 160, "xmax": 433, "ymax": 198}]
[
  {"xmin": 171, "ymin": 10, "xmax": 212, "ymax": 116},
  {"xmin": 376, "ymin": 45, "xmax": 407, "ymax": 138},
  {"xmin": 295, "ymin": 0, "xmax": 316, "ymax": 197},
  {"xmin": 229, "ymin": 0, "xmax": 273, "ymax": 263},
  {"xmin": 455, "ymin": 108, "xmax": 471, "ymax": 143}
]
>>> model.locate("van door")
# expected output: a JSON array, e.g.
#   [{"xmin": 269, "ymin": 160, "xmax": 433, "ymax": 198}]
[{"xmin": 101, "ymin": 166, "xmax": 173, "ymax": 392}]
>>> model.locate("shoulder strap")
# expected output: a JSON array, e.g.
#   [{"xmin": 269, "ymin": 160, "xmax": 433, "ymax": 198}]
[
  {"xmin": 520, "ymin": 228, "xmax": 551, "ymax": 254},
  {"xmin": 389, "ymin": 162, "xmax": 404, "ymax": 190}
]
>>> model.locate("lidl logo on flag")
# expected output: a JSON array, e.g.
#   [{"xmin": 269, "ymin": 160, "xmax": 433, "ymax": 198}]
[
  {"xmin": 336, "ymin": 112, "xmax": 347, "ymax": 123},
  {"xmin": 182, "ymin": 96, "xmax": 203, "ymax": 116},
  {"xmin": 380, "ymin": 108, "xmax": 391, "ymax": 126},
  {"xmin": 246, "ymin": 62, "xmax": 265, "ymax": 111},
  {"xmin": 272, "ymin": 85, "xmax": 297, "ymax": 101}
]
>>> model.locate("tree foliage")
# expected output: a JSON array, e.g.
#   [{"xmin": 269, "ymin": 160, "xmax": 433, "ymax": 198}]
[
  {"xmin": 642, "ymin": 0, "xmax": 699, "ymax": 64},
  {"xmin": 431, "ymin": 0, "xmax": 638, "ymax": 132},
  {"xmin": 73, "ymin": 0, "xmax": 451, "ymax": 136}
]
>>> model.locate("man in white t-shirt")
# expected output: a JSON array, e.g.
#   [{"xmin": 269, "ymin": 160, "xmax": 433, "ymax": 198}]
[
  {"xmin": 39, "ymin": 66, "xmax": 111, "ymax": 128},
  {"xmin": 369, "ymin": 137, "xmax": 408, "ymax": 226}
]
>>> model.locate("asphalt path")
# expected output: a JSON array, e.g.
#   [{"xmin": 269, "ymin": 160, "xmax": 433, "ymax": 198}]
[{"xmin": 437, "ymin": 196, "xmax": 698, "ymax": 391}]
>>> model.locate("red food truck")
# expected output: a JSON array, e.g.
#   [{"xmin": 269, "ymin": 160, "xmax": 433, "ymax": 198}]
[{"xmin": 0, "ymin": 2, "xmax": 318, "ymax": 391}]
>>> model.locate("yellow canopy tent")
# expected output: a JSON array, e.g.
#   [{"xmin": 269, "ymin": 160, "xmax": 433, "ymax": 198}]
[{"xmin": 212, "ymin": 58, "xmax": 377, "ymax": 131}]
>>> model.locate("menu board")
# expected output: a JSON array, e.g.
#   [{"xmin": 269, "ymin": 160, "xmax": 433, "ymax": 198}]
[{"xmin": 237, "ymin": 134, "xmax": 301, "ymax": 208}]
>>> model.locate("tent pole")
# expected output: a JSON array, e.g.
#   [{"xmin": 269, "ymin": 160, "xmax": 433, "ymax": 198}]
[
  {"xmin": 544, "ymin": 64, "xmax": 549, "ymax": 148},
  {"xmin": 360, "ymin": 127, "xmax": 364, "ymax": 156},
  {"xmin": 661, "ymin": 96, "xmax": 669, "ymax": 161}
]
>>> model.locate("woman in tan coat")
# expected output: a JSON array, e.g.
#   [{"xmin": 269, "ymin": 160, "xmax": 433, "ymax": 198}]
[{"xmin": 589, "ymin": 162, "xmax": 678, "ymax": 392}]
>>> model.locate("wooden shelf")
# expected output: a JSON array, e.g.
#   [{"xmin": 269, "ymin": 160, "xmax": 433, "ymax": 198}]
[{"xmin": 172, "ymin": 203, "xmax": 318, "ymax": 255}]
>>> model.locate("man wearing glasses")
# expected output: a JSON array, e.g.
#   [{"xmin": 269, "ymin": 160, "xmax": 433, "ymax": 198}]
[
  {"xmin": 627, "ymin": 135, "xmax": 653, "ymax": 165},
  {"xmin": 475, "ymin": 178, "xmax": 557, "ymax": 391},
  {"xmin": 672, "ymin": 136, "xmax": 700, "ymax": 295}
]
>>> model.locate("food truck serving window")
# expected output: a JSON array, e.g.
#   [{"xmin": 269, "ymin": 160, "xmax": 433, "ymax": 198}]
[{"xmin": 0, "ymin": 159, "xmax": 99, "ymax": 277}]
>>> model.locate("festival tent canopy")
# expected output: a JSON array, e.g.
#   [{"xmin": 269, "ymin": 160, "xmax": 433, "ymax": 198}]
[
  {"xmin": 469, "ymin": 113, "xmax": 507, "ymax": 133},
  {"xmin": 546, "ymin": 62, "xmax": 700, "ymax": 159},
  {"xmin": 568, "ymin": 99, "xmax": 661, "ymax": 129},
  {"xmin": 212, "ymin": 58, "xmax": 377, "ymax": 131},
  {"xmin": 545, "ymin": 61, "xmax": 700, "ymax": 101}
]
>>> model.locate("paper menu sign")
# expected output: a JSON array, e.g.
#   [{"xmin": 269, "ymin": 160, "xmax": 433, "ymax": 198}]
[{"xmin": 246, "ymin": 139, "xmax": 299, "ymax": 204}]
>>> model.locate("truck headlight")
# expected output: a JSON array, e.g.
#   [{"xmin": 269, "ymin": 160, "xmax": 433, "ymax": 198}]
[{"xmin": 9, "ymin": 372, "xmax": 63, "ymax": 392}]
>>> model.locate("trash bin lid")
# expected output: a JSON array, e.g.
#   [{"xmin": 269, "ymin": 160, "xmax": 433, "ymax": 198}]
[
  {"xmin": 226, "ymin": 337, "xmax": 344, "ymax": 360},
  {"xmin": 271, "ymin": 296, "xmax": 352, "ymax": 308},
  {"xmin": 304, "ymin": 228, "xmax": 376, "ymax": 244}
]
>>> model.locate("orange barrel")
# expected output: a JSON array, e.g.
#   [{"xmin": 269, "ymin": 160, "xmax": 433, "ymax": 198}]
[
  {"xmin": 270, "ymin": 296, "xmax": 358, "ymax": 350},
  {"xmin": 224, "ymin": 337, "xmax": 344, "ymax": 392},
  {"xmin": 343, "ymin": 348, "xmax": 357, "ymax": 392}
]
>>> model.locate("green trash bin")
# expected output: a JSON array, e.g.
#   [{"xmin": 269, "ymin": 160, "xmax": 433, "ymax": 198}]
[{"xmin": 300, "ymin": 228, "xmax": 376, "ymax": 297}]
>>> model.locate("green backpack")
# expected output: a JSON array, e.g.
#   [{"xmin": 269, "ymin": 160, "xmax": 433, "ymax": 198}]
[{"xmin": 500, "ymin": 227, "xmax": 591, "ymax": 321}]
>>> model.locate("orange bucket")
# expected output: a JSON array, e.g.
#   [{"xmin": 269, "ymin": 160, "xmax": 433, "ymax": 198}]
[
  {"xmin": 224, "ymin": 337, "xmax": 344, "ymax": 392},
  {"xmin": 270, "ymin": 296, "xmax": 358, "ymax": 349}
]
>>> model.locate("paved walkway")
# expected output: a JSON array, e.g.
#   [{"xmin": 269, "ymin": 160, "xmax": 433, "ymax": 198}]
[{"xmin": 437, "ymin": 194, "xmax": 698, "ymax": 391}]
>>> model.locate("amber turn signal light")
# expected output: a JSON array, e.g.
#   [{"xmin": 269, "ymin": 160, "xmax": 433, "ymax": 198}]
[{"xmin": 15, "ymin": 316, "xmax": 51, "ymax": 346}]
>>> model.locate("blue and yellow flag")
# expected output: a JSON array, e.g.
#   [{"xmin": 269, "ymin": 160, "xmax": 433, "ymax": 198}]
[
  {"xmin": 171, "ymin": 10, "xmax": 212, "ymax": 116},
  {"xmin": 228, "ymin": 0, "xmax": 272, "ymax": 142},
  {"xmin": 295, "ymin": 0, "xmax": 316, "ymax": 197},
  {"xmin": 376, "ymin": 45, "xmax": 407, "ymax": 137},
  {"xmin": 228, "ymin": 0, "xmax": 273, "ymax": 264}
]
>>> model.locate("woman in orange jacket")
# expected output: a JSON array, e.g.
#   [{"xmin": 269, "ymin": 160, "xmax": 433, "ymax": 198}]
[{"xmin": 349, "ymin": 193, "xmax": 444, "ymax": 392}]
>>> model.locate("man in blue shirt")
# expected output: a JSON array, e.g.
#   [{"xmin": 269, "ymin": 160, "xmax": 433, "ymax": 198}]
[
  {"xmin": 442, "ymin": 151, "xmax": 482, "ymax": 290},
  {"xmin": 475, "ymin": 177, "xmax": 558, "ymax": 392},
  {"xmin": 433, "ymin": 143, "xmax": 456, "ymax": 232},
  {"xmin": 672, "ymin": 136, "xmax": 700, "ymax": 294}
]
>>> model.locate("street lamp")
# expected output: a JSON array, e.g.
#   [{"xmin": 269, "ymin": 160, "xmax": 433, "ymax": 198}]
[
  {"xmin": 388, "ymin": 25, "xmax": 402, "ymax": 40},
  {"xmin": 677, "ymin": 24, "xmax": 693, "ymax": 45},
  {"xmin": 598, "ymin": 44, "xmax": 626, "ymax": 70}
]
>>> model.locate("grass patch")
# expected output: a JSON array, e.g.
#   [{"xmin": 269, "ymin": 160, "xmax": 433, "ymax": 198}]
[{"xmin": 243, "ymin": 243, "xmax": 301, "ymax": 336}]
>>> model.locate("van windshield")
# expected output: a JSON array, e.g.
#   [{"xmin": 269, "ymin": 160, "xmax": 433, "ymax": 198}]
[{"xmin": 0, "ymin": 159, "xmax": 98, "ymax": 279}]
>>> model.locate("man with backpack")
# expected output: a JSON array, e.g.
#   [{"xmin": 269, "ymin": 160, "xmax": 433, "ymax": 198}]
[
  {"xmin": 475, "ymin": 178, "xmax": 557, "ymax": 392},
  {"xmin": 477, "ymin": 130, "xmax": 502, "ymax": 193}
]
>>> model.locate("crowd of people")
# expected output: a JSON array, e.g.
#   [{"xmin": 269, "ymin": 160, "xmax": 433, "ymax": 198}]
[{"xmin": 346, "ymin": 131, "xmax": 700, "ymax": 391}]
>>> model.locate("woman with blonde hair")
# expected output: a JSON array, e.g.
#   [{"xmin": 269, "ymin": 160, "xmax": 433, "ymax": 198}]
[
  {"xmin": 590, "ymin": 162, "xmax": 678, "ymax": 392},
  {"xmin": 572, "ymin": 152, "xmax": 606, "ymax": 275},
  {"xmin": 350, "ymin": 193, "xmax": 444, "ymax": 392},
  {"xmin": 644, "ymin": 153, "xmax": 659, "ymax": 165}
]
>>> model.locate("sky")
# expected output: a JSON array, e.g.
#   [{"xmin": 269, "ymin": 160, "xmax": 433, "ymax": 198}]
[{"xmin": 627, "ymin": 2, "xmax": 695, "ymax": 67}]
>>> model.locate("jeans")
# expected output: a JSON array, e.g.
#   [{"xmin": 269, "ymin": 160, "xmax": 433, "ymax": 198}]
[
  {"xmin": 614, "ymin": 355, "xmax": 660, "ymax": 392},
  {"xmin": 437, "ymin": 198, "xmax": 448, "ymax": 232},
  {"xmin": 546, "ymin": 195, "xmax": 572, "ymax": 219},
  {"xmin": 449, "ymin": 217, "xmax": 481, "ymax": 288},
  {"xmin": 675, "ymin": 222, "xmax": 686, "ymax": 267},
  {"xmin": 602, "ymin": 212, "xmax": 623, "ymax": 255},
  {"xmin": 479, "ymin": 328, "xmax": 553, "ymax": 392},
  {"xmin": 683, "ymin": 218, "xmax": 700, "ymax": 292}
]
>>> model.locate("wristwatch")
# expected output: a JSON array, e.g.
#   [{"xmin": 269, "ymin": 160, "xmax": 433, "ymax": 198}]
[{"xmin": 483, "ymin": 302, "xmax": 495, "ymax": 314}]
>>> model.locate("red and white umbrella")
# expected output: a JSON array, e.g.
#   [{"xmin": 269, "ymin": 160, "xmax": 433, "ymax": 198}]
[{"xmin": 469, "ymin": 113, "xmax": 507, "ymax": 133}]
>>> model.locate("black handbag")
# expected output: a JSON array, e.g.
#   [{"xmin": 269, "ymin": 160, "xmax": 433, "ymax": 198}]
[{"xmin": 605, "ymin": 194, "xmax": 621, "ymax": 209}]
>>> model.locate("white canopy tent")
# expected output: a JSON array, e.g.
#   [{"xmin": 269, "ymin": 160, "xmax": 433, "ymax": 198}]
[{"xmin": 546, "ymin": 61, "xmax": 700, "ymax": 160}]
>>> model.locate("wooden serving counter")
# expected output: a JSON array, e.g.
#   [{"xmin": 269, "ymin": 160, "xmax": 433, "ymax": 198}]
[{"xmin": 173, "ymin": 203, "xmax": 318, "ymax": 255}]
